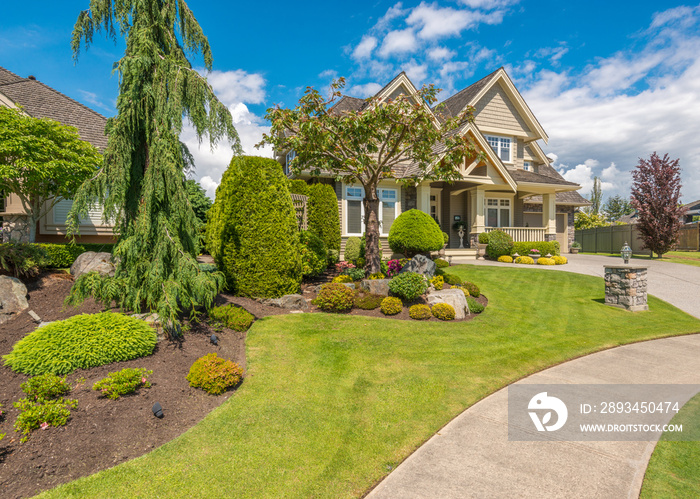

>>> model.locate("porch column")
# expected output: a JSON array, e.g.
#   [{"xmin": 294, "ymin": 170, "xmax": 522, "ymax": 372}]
[
  {"xmin": 416, "ymin": 181, "xmax": 430, "ymax": 215},
  {"xmin": 470, "ymin": 187, "xmax": 485, "ymax": 246},
  {"xmin": 542, "ymin": 193, "xmax": 556, "ymax": 242}
]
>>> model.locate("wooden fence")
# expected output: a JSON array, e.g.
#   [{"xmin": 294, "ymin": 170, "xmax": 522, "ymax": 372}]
[
  {"xmin": 290, "ymin": 194, "xmax": 308, "ymax": 231},
  {"xmin": 575, "ymin": 223, "xmax": 700, "ymax": 254}
]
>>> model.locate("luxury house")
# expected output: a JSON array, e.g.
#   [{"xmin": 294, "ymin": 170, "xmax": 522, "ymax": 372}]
[
  {"xmin": 277, "ymin": 68, "xmax": 589, "ymax": 255},
  {"xmin": 0, "ymin": 65, "xmax": 112, "ymax": 244}
]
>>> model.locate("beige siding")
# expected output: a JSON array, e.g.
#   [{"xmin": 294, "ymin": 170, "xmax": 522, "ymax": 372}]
[
  {"xmin": 523, "ymin": 144, "xmax": 536, "ymax": 161},
  {"xmin": 513, "ymin": 197, "xmax": 524, "ymax": 227},
  {"xmin": 474, "ymin": 83, "xmax": 531, "ymax": 134}
]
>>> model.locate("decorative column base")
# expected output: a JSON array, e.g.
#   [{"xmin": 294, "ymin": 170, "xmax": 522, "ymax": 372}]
[{"xmin": 604, "ymin": 265, "xmax": 648, "ymax": 312}]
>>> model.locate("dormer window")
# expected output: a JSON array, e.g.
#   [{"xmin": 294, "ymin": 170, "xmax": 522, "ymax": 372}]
[{"xmin": 486, "ymin": 135, "xmax": 512, "ymax": 163}]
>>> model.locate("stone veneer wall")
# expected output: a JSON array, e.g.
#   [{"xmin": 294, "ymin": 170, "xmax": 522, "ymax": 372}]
[
  {"xmin": 604, "ymin": 265, "xmax": 648, "ymax": 312},
  {"xmin": 1, "ymin": 215, "xmax": 31, "ymax": 243}
]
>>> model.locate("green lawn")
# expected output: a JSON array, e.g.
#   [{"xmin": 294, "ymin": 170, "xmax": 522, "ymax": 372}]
[
  {"xmin": 41, "ymin": 265, "xmax": 700, "ymax": 498},
  {"xmin": 641, "ymin": 393, "xmax": 700, "ymax": 498},
  {"xmin": 580, "ymin": 251, "xmax": 700, "ymax": 267}
]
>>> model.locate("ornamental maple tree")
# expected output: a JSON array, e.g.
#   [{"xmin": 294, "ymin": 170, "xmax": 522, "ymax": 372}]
[
  {"xmin": 631, "ymin": 152, "xmax": 685, "ymax": 257},
  {"xmin": 259, "ymin": 77, "xmax": 479, "ymax": 274}
]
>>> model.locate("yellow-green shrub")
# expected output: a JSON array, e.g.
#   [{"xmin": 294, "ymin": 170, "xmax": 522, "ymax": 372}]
[
  {"xmin": 497, "ymin": 255, "xmax": 513, "ymax": 263},
  {"xmin": 312, "ymin": 283, "xmax": 355, "ymax": 312},
  {"xmin": 409, "ymin": 304, "xmax": 431, "ymax": 320},
  {"xmin": 552, "ymin": 255, "xmax": 568, "ymax": 265},
  {"xmin": 431, "ymin": 303, "xmax": 456, "ymax": 321},
  {"xmin": 208, "ymin": 304, "xmax": 255, "ymax": 331},
  {"xmin": 429, "ymin": 275, "xmax": 444, "ymax": 290},
  {"xmin": 537, "ymin": 257, "xmax": 556, "ymax": 265},
  {"xmin": 380, "ymin": 297, "xmax": 403, "ymax": 316},
  {"xmin": 332, "ymin": 275, "xmax": 353, "ymax": 283},
  {"xmin": 187, "ymin": 353, "xmax": 243, "ymax": 395},
  {"xmin": 514, "ymin": 256, "xmax": 535, "ymax": 265},
  {"xmin": 452, "ymin": 285, "xmax": 470, "ymax": 298},
  {"xmin": 368, "ymin": 272, "xmax": 386, "ymax": 280}
]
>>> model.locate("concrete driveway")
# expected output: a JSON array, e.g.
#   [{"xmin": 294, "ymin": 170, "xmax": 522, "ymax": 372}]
[{"xmin": 451, "ymin": 253, "xmax": 700, "ymax": 319}]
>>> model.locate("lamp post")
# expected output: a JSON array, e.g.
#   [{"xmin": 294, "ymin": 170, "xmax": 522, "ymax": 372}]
[{"xmin": 621, "ymin": 242, "xmax": 632, "ymax": 264}]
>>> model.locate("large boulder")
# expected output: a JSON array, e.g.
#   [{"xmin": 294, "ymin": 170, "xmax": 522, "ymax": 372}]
[
  {"xmin": 400, "ymin": 254, "xmax": 436, "ymax": 279},
  {"xmin": 70, "ymin": 252, "xmax": 116, "ymax": 279},
  {"xmin": 0, "ymin": 276, "xmax": 29, "ymax": 324},
  {"xmin": 262, "ymin": 294, "xmax": 309, "ymax": 311},
  {"xmin": 360, "ymin": 279, "xmax": 390, "ymax": 296},
  {"xmin": 427, "ymin": 289, "xmax": 469, "ymax": 320}
]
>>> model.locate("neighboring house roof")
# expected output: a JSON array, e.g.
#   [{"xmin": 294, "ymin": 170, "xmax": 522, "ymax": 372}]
[
  {"xmin": 618, "ymin": 212, "xmax": 638, "ymax": 224},
  {"xmin": 682, "ymin": 199, "xmax": 700, "ymax": 215},
  {"xmin": 0, "ymin": 66, "xmax": 108, "ymax": 151}
]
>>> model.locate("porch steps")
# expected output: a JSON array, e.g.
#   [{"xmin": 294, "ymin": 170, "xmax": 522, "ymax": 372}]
[{"xmin": 442, "ymin": 248, "xmax": 478, "ymax": 260}]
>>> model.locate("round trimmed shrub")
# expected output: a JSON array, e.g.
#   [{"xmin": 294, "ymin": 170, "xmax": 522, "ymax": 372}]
[
  {"xmin": 537, "ymin": 257, "xmax": 556, "ymax": 265},
  {"xmin": 466, "ymin": 296, "xmax": 485, "ymax": 314},
  {"xmin": 497, "ymin": 255, "xmax": 513, "ymax": 263},
  {"xmin": 388, "ymin": 209, "xmax": 444, "ymax": 257},
  {"xmin": 486, "ymin": 229, "xmax": 514, "ymax": 259},
  {"xmin": 3, "ymin": 312, "xmax": 157, "ymax": 375},
  {"xmin": 208, "ymin": 156, "xmax": 301, "ymax": 298},
  {"xmin": 443, "ymin": 273, "xmax": 462, "ymax": 286},
  {"xmin": 313, "ymin": 283, "xmax": 355, "ymax": 312},
  {"xmin": 434, "ymin": 258, "xmax": 449, "ymax": 268},
  {"xmin": 300, "ymin": 230, "xmax": 328, "ymax": 278},
  {"xmin": 308, "ymin": 183, "xmax": 341, "ymax": 253},
  {"xmin": 187, "ymin": 353, "xmax": 244, "ymax": 395},
  {"xmin": 409, "ymin": 304, "xmax": 431, "ymax": 320},
  {"xmin": 552, "ymin": 255, "xmax": 568, "ymax": 265},
  {"xmin": 462, "ymin": 281, "xmax": 480, "ymax": 297},
  {"xmin": 332, "ymin": 275, "xmax": 353, "ymax": 283},
  {"xmin": 514, "ymin": 256, "xmax": 535, "ymax": 265},
  {"xmin": 429, "ymin": 275, "xmax": 444, "ymax": 290},
  {"xmin": 380, "ymin": 297, "xmax": 403, "ymax": 315},
  {"xmin": 478, "ymin": 232, "xmax": 490, "ymax": 244},
  {"xmin": 388, "ymin": 272, "xmax": 428, "ymax": 301},
  {"xmin": 344, "ymin": 237, "xmax": 362, "ymax": 263},
  {"xmin": 208, "ymin": 304, "xmax": 255, "ymax": 331},
  {"xmin": 431, "ymin": 303, "xmax": 456, "ymax": 321},
  {"xmin": 354, "ymin": 293, "xmax": 384, "ymax": 310}
]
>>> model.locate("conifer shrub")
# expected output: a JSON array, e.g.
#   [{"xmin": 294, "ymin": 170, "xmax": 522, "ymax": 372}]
[
  {"xmin": 93, "ymin": 368, "xmax": 153, "ymax": 400},
  {"xmin": 332, "ymin": 275, "xmax": 353, "ymax": 283},
  {"xmin": 300, "ymin": 230, "xmax": 328, "ymax": 278},
  {"xmin": 409, "ymin": 304, "xmax": 431, "ymax": 320},
  {"xmin": 308, "ymin": 183, "xmax": 341, "ymax": 253},
  {"xmin": 2, "ymin": 312, "xmax": 157, "ymax": 375},
  {"xmin": 443, "ymin": 273, "xmax": 462, "ymax": 286},
  {"xmin": 431, "ymin": 303, "xmax": 456, "ymax": 321},
  {"xmin": 344, "ymin": 237, "xmax": 362, "ymax": 263},
  {"xmin": 434, "ymin": 258, "xmax": 449, "ymax": 268},
  {"xmin": 207, "ymin": 156, "xmax": 302, "ymax": 298},
  {"xmin": 486, "ymin": 229, "xmax": 514, "ymax": 259},
  {"xmin": 388, "ymin": 209, "xmax": 444, "ymax": 257},
  {"xmin": 380, "ymin": 297, "xmax": 403, "ymax": 315},
  {"xmin": 388, "ymin": 272, "xmax": 428, "ymax": 301},
  {"xmin": 429, "ymin": 275, "xmax": 444, "ymax": 290},
  {"xmin": 462, "ymin": 281, "xmax": 480, "ymax": 297},
  {"xmin": 354, "ymin": 293, "xmax": 384, "ymax": 310},
  {"xmin": 208, "ymin": 304, "xmax": 255, "ymax": 331},
  {"xmin": 287, "ymin": 179, "xmax": 311, "ymax": 197},
  {"xmin": 187, "ymin": 353, "xmax": 243, "ymax": 395},
  {"xmin": 312, "ymin": 283, "xmax": 355, "ymax": 312},
  {"xmin": 466, "ymin": 296, "xmax": 485, "ymax": 314}
]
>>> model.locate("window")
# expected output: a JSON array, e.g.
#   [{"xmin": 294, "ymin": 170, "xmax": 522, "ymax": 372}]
[
  {"xmin": 345, "ymin": 186, "xmax": 397, "ymax": 235},
  {"xmin": 486, "ymin": 198, "xmax": 510, "ymax": 227},
  {"xmin": 346, "ymin": 187, "xmax": 363, "ymax": 235},
  {"xmin": 485, "ymin": 135, "xmax": 512, "ymax": 163},
  {"xmin": 378, "ymin": 188, "xmax": 397, "ymax": 233},
  {"xmin": 284, "ymin": 150, "xmax": 296, "ymax": 175},
  {"xmin": 524, "ymin": 161, "xmax": 533, "ymax": 172},
  {"xmin": 53, "ymin": 199, "xmax": 104, "ymax": 226}
]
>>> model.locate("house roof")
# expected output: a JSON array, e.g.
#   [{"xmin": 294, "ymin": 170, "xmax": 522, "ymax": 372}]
[
  {"xmin": 525, "ymin": 191, "xmax": 591, "ymax": 206},
  {"xmin": 330, "ymin": 95, "xmax": 366, "ymax": 114},
  {"xmin": 433, "ymin": 67, "xmax": 501, "ymax": 120},
  {"xmin": 0, "ymin": 66, "xmax": 108, "ymax": 151},
  {"xmin": 682, "ymin": 199, "xmax": 700, "ymax": 214},
  {"xmin": 510, "ymin": 168, "xmax": 579, "ymax": 186}
]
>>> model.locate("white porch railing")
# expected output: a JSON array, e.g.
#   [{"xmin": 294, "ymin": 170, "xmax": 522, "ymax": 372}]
[{"xmin": 484, "ymin": 227, "xmax": 546, "ymax": 242}]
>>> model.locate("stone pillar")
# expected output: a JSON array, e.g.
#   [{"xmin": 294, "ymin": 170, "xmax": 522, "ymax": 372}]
[
  {"xmin": 604, "ymin": 265, "xmax": 648, "ymax": 312},
  {"xmin": 416, "ymin": 182, "xmax": 430, "ymax": 214}
]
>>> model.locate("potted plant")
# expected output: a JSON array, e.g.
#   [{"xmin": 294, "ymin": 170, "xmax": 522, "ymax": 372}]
[
  {"xmin": 570, "ymin": 241, "xmax": 581, "ymax": 254},
  {"xmin": 476, "ymin": 231, "xmax": 489, "ymax": 259},
  {"xmin": 529, "ymin": 248, "xmax": 541, "ymax": 258}
]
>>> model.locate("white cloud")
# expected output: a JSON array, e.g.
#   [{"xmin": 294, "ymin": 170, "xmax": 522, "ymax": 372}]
[
  {"xmin": 458, "ymin": 0, "xmax": 518, "ymax": 9},
  {"xmin": 558, "ymin": 159, "xmax": 615, "ymax": 196},
  {"xmin": 534, "ymin": 44, "xmax": 569, "ymax": 65},
  {"xmin": 427, "ymin": 47, "xmax": 455, "ymax": 61},
  {"xmin": 204, "ymin": 69, "xmax": 266, "ymax": 107},
  {"xmin": 406, "ymin": 2, "xmax": 506, "ymax": 40},
  {"xmin": 374, "ymin": 2, "xmax": 408, "ymax": 33},
  {"xmin": 199, "ymin": 175, "xmax": 220, "ymax": 200},
  {"xmin": 378, "ymin": 28, "xmax": 418, "ymax": 57},
  {"xmin": 352, "ymin": 36, "xmax": 378, "ymax": 60},
  {"xmin": 404, "ymin": 62, "xmax": 428, "ymax": 84},
  {"xmin": 347, "ymin": 82, "xmax": 382, "ymax": 97}
]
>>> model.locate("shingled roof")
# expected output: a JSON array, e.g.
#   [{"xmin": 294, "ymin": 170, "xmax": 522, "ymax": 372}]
[
  {"xmin": 433, "ymin": 67, "xmax": 501, "ymax": 120},
  {"xmin": 0, "ymin": 66, "xmax": 108, "ymax": 151}
]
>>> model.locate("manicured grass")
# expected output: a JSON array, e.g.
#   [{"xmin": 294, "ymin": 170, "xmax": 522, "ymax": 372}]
[
  {"xmin": 580, "ymin": 251, "xmax": 700, "ymax": 267},
  {"xmin": 41, "ymin": 265, "xmax": 700, "ymax": 498},
  {"xmin": 641, "ymin": 393, "xmax": 700, "ymax": 498}
]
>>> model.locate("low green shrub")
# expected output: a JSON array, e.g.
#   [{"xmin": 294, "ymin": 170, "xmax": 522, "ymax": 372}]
[
  {"xmin": 208, "ymin": 304, "xmax": 255, "ymax": 331},
  {"xmin": 431, "ymin": 303, "xmax": 456, "ymax": 321},
  {"xmin": 409, "ymin": 304, "xmax": 431, "ymax": 320},
  {"xmin": 14, "ymin": 397, "xmax": 78, "ymax": 442},
  {"xmin": 380, "ymin": 260, "xmax": 388, "ymax": 275},
  {"xmin": 571, "ymin": 241, "xmax": 582, "ymax": 250},
  {"xmin": 342, "ymin": 267, "xmax": 366, "ymax": 281},
  {"xmin": 344, "ymin": 237, "xmax": 362, "ymax": 263},
  {"xmin": 36, "ymin": 244, "xmax": 85, "ymax": 268},
  {"xmin": 514, "ymin": 256, "xmax": 535, "ymax": 265},
  {"xmin": 537, "ymin": 257, "xmax": 556, "ymax": 265},
  {"xmin": 300, "ymin": 230, "xmax": 328, "ymax": 278},
  {"xmin": 380, "ymin": 297, "xmax": 403, "ymax": 315},
  {"xmin": 187, "ymin": 353, "xmax": 244, "ymax": 395},
  {"xmin": 332, "ymin": 275, "xmax": 353, "ymax": 283},
  {"xmin": 313, "ymin": 283, "xmax": 355, "ymax": 312},
  {"xmin": 198, "ymin": 263, "xmax": 218, "ymax": 273},
  {"xmin": 354, "ymin": 293, "xmax": 384, "ymax": 310},
  {"xmin": 368, "ymin": 272, "xmax": 386, "ymax": 280},
  {"xmin": 356, "ymin": 257, "xmax": 366, "ymax": 268},
  {"xmin": 434, "ymin": 258, "xmax": 449, "ymax": 268},
  {"xmin": 429, "ymin": 275, "xmax": 444, "ymax": 290},
  {"xmin": 497, "ymin": 255, "xmax": 513, "ymax": 263},
  {"xmin": 486, "ymin": 229, "xmax": 514, "ymax": 259},
  {"xmin": 93, "ymin": 368, "xmax": 153, "ymax": 400},
  {"xmin": 443, "ymin": 274, "xmax": 462, "ymax": 286},
  {"xmin": 327, "ymin": 249, "xmax": 340, "ymax": 265},
  {"xmin": 478, "ymin": 232, "xmax": 490, "ymax": 244},
  {"xmin": 552, "ymin": 255, "xmax": 568, "ymax": 265},
  {"xmin": 21, "ymin": 374, "xmax": 71, "ymax": 401},
  {"xmin": 2, "ymin": 312, "xmax": 157, "ymax": 375},
  {"xmin": 388, "ymin": 272, "xmax": 428, "ymax": 301},
  {"xmin": 442, "ymin": 232, "xmax": 449, "ymax": 246},
  {"xmin": 0, "ymin": 242, "xmax": 47, "ymax": 278},
  {"xmin": 462, "ymin": 281, "xmax": 480, "ymax": 298},
  {"xmin": 512, "ymin": 241, "xmax": 560, "ymax": 257},
  {"xmin": 466, "ymin": 296, "xmax": 485, "ymax": 314}
]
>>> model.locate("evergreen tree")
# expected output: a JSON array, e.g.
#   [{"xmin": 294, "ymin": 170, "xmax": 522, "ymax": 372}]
[
  {"xmin": 185, "ymin": 179, "xmax": 212, "ymax": 226},
  {"xmin": 66, "ymin": 0, "xmax": 240, "ymax": 326},
  {"xmin": 602, "ymin": 194, "xmax": 634, "ymax": 222},
  {"xmin": 586, "ymin": 176, "xmax": 603, "ymax": 214}
]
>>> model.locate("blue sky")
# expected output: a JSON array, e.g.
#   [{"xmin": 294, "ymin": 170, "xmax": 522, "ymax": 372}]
[{"xmin": 2, "ymin": 0, "xmax": 699, "ymax": 202}]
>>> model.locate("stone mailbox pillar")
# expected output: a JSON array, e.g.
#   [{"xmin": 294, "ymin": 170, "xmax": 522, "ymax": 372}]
[{"xmin": 604, "ymin": 265, "xmax": 648, "ymax": 312}]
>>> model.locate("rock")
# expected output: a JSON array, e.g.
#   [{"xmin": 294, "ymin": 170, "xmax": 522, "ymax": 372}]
[
  {"xmin": 360, "ymin": 279, "xmax": 390, "ymax": 296},
  {"xmin": 0, "ymin": 275, "xmax": 29, "ymax": 324},
  {"xmin": 131, "ymin": 312, "xmax": 167, "ymax": 341},
  {"xmin": 426, "ymin": 289, "xmax": 469, "ymax": 320},
  {"xmin": 400, "ymin": 254, "xmax": 436, "ymax": 278},
  {"xmin": 342, "ymin": 283, "xmax": 356, "ymax": 290},
  {"xmin": 70, "ymin": 252, "xmax": 116, "ymax": 279},
  {"xmin": 262, "ymin": 294, "xmax": 309, "ymax": 311},
  {"xmin": 28, "ymin": 310, "xmax": 41, "ymax": 323}
]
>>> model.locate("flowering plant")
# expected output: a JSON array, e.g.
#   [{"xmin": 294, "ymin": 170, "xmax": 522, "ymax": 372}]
[
  {"xmin": 386, "ymin": 259, "xmax": 404, "ymax": 277},
  {"xmin": 335, "ymin": 261, "xmax": 355, "ymax": 272},
  {"xmin": 93, "ymin": 368, "xmax": 153, "ymax": 400},
  {"xmin": 529, "ymin": 249, "xmax": 540, "ymax": 254}
]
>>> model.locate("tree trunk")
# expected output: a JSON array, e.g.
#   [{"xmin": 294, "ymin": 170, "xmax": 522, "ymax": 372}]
[
  {"xmin": 363, "ymin": 184, "xmax": 382, "ymax": 275},
  {"xmin": 28, "ymin": 213, "xmax": 37, "ymax": 243}
]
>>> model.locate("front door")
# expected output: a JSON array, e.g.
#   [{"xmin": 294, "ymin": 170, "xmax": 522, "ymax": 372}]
[
  {"xmin": 556, "ymin": 213, "xmax": 568, "ymax": 250},
  {"xmin": 430, "ymin": 189, "xmax": 442, "ymax": 225}
]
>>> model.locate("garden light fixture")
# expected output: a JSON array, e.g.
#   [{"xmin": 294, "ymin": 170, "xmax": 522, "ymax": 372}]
[
  {"xmin": 621, "ymin": 242, "xmax": 632, "ymax": 264},
  {"xmin": 152, "ymin": 402, "xmax": 164, "ymax": 418}
]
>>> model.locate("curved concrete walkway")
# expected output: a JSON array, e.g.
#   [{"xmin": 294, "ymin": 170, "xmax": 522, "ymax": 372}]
[
  {"xmin": 368, "ymin": 256, "xmax": 700, "ymax": 498},
  {"xmin": 368, "ymin": 335, "xmax": 700, "ymax": 499}
]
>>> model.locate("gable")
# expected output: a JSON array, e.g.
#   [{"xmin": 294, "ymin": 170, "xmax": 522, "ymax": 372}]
[{"xmin": 473, "ymin": 82, "xmax": 531, "ymax": 135}]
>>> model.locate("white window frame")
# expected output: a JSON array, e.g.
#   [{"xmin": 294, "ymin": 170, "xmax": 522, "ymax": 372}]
[
  {"xmin": 485, "ymin": 135, "xmax": 512, "ymax": 163},
  {"xmin": 524, "ymin": 161, "xmax": 533, "ymax": 172},
  {"xmin": 344, "ymin": 186, "xmax": 398, "ymax": 236},
  {"xmin": 378, "ymin": 188, "xmax": 397, "ymax": 235},
  {"xmin": 485, "ymin": 198, "xmax": 511, "ymax": 228}
]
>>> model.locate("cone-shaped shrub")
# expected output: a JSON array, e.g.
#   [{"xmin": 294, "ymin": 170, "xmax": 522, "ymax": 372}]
[
  {"xmin": 308, "ymin": 183, "xmax": 340, "ymax": 253},
  {"xmin": 388, "ymin": 209, "xmax": 444, "ymax": 257}
]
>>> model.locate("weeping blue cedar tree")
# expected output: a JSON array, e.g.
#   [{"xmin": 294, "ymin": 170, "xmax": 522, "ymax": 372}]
[{"xmin": 66, "ymin": 0, "xmax": 240, "ymax": 326}]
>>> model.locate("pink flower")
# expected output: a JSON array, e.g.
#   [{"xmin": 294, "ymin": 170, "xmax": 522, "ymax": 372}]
[
  {"xmin": 40, "ymin": 422, "xmax": 49, "ymax": 430},
  {"xmin": 141, "ymin": 378, "xmax": 147, "ymax": 384}
]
